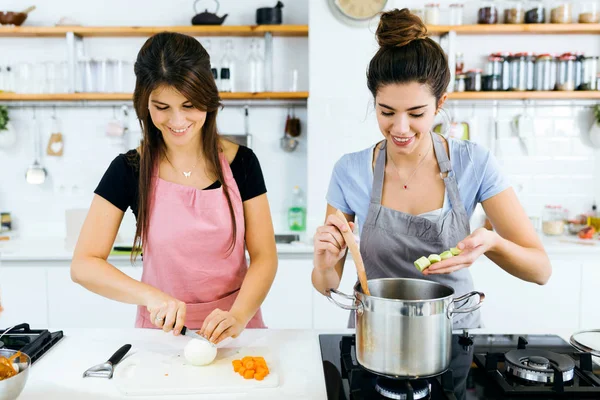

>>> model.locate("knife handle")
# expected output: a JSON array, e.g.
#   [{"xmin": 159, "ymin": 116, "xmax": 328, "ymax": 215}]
[
  {"xmin": 108, "ymin": 344, "xmax": 132, "ymax": 365},
  {"xmin": 180, "ymin": 326, "xmax": 188, "ymax": 335}
]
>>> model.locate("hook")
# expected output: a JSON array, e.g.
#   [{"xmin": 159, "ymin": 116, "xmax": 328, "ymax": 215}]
[{"xmin": 52, "ymin": 105, "xmax": 57, "ymax": 120}]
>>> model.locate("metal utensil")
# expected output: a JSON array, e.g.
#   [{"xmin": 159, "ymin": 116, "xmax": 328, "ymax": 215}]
[
  {"xmin": 83, "ymin": 344, "xmax": 131, "ymax": 379},
  {"xmin": 180, "ymin": 326, "xmax": 216, "ymax": 348},
  {"xmin": 25, "ymin": 108, "xmax": 47, "ymax": 185}
]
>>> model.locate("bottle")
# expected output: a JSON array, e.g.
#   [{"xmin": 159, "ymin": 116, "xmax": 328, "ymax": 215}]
[
  {"xmin": 220, "ymin": 39, "xmax": 236, "ymax": 92},
  {"xmin": 203, "ymin": 39, "xmax": 220, "ymax": 89},
  {"xmin": 247, "ymin": 39, "xmax": 265, "ymax": 93},
  {"xmin": 288, "ymin": 186, "xmax": 306, "ymax": 232}
]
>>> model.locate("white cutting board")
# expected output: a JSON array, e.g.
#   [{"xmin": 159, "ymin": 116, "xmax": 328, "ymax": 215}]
[{"xmin": 113, "ymin": 346, "xmax": 279, "ymax": 396}]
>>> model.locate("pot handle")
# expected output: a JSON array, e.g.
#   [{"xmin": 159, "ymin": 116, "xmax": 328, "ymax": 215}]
[
  {"xmin": 327, "ymin": 288, "xmax": 363, "ymax": 313},
  {"xmin": 448, "ymin": 291, "xmax": 485, "ymax": 317}
]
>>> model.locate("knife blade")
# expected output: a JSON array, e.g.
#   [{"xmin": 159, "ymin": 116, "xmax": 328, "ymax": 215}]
[{"xmin": 180, "ymin": 326, "xmax": 216, "ymax": 347}]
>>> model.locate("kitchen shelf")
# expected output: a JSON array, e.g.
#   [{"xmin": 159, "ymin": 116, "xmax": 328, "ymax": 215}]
[
  {"xmin": 428, "ymin": 23, "xmax": 600, "ymax": 35},
  {"xmin": 0, "ymin": 25, "xmax": 309, "ymax": 38},
  {"xmin": 0, "ymin": 92, "xmax": 309, "ymax": 101},
  {"xmin": 448, "ymin": 91, "xmax": 600, "ymax": 100}
]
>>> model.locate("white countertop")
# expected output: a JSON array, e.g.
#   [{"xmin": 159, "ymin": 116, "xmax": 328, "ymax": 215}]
[
  {"xmin": 19, "ymin": 328, "xmax": 331, "ymax": 400},
  {"xmin": 2, "ymin": 234, "xmax": 600, "ymax": 263},
  {"xmin": 15, "ymin": 327, "xmax": 590, "ymax": 400},
  {"xmin": 0, "ymin": 238, "xmax": 314, "ymax": 262}
]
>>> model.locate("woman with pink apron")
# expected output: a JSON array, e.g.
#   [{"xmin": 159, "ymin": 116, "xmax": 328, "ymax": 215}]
[{"xmin": 71, "ymin": 32, "xmax": 277, "ymax": 345}]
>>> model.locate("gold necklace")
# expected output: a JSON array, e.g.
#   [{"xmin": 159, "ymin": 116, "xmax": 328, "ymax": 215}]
[
  {"xmin": 165, "ymin": 153, "xmax": 201, "ymax": 178},
  {"xmin": 387, "ymin": 139, "xmax": 432, "ymax": 190}
]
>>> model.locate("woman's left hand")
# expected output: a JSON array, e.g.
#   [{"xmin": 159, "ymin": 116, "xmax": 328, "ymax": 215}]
[
  {"xmin": 199, "ymin": 308, "xmax": 248, "ymax": 344},
  {"xmin": 424, "ymin": 228, "xmax": 498, "ymax": 275}
]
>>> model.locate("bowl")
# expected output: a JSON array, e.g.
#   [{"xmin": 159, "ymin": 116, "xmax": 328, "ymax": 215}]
[
  {"xmin": 0, "ymin": 12, "xmax": 28, "ymax": 26},
  {"xmin": 0, "ymin": 350, "xmax": 30, "ymax": 400}
]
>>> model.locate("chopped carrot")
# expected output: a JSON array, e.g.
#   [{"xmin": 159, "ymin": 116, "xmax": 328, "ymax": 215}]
[
  {"xmin": 233, "ymin": 355, "xmax": 270, "ymax": 381},
  {"xmin": 243, "ymin": 369, "xmax": 255, "ymax": 379},
  {"xmin": 238, "ymin": 366, "xmax": 246, "ymax": 376},
  {"xmin": 241, "ymin": 356, "xmax": 253, "ymax": 364},
  {"xmin": 243, "ymin": 360, "xmax": 255, "ymax": 370},
  {"xmin": 256, "ymin": 366, "xmax": 267, "ymax": 376},
  {"xmin": 255, "ymin": 372, "xmax": 266, "ymax": 381}
]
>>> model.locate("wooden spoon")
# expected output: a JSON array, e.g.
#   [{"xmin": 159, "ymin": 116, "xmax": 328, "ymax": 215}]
[
  {"xmin": 335, "ymin": 209, "xmax": 370, "ymax": 296},
  {"xmin": 20, "ymin": 6, "xmax": 36, "ymax": 14}
]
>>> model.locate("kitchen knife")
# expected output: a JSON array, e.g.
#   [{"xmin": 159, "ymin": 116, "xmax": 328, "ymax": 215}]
[{"xmin": 180, "ymin": 326, "xmax": 216, "ymax": 347}]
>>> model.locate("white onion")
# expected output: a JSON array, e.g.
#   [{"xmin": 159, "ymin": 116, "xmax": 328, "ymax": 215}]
[{"xmin": 184, "ymin": 338, "xmax": 217, "ymax": 366}]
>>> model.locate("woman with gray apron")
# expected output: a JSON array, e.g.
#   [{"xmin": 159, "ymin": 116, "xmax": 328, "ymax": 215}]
[{"xmin": 311, "ymin": 9, "xmax": 551, "ymax": 329}]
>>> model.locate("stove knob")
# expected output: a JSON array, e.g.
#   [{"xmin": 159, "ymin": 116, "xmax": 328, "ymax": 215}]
[{"xmin": 458, "ymin": 330, "xmax": 474, "ymax": 349}]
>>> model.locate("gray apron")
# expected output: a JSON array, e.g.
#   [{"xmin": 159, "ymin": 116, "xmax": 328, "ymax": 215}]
[{"xmin": 349, "ymin": 132, "xmax": 481, "ymax": 329}]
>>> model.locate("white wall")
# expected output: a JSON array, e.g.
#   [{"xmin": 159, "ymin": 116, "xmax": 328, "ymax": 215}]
[
  {"xmin": 0, "ymin": 0, "xmax": 309, "ymax": 239},
  {"xmin": 307, "ymin": 0, "xmax": 600, "ymax": 235}
]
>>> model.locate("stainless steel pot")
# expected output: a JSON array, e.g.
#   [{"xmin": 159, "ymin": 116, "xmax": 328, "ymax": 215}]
[{"xmin": 328, "ymin": 278, "xmax": 484, "ymax": 378}]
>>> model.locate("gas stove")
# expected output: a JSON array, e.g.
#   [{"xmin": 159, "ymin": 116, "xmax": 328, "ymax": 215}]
[
  {"xmin": 319, "ymin": 332, "xmax": 600, "ymax": 400},
  {"xmin": 0, "ymin": 323, "xmax": 63, "ymax": 364}
]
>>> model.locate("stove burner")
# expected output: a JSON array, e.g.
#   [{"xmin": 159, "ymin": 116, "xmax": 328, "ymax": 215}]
[
  {"xmin": 375, "ymin": 377, "xmax": 430, "ymax": 400},
  {"xmin": 505, "ymin": 349, "xmax": 575, "ymax": 383}
]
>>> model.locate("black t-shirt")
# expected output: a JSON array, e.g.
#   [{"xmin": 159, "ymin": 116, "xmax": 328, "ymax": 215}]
[{"xmin": 94, "ymin": 146, "xmax": 267, "ymax": 218}]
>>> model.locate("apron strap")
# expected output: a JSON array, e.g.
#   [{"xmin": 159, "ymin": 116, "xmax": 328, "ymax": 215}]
[
  {"xmin": 371, "ymin": 140, "xmax": 387, "ymax": 205},
  {"xmin": 431, "ymin": 132, "xmax": 468, "ymax": 219}
]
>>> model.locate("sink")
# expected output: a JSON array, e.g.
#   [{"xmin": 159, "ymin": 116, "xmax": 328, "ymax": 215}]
[{"xmin": 275, "ymin": 234, "xmax": 300, "ymax": 244}]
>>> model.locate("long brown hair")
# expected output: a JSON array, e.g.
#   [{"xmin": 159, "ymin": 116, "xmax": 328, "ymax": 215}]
[
  {"xmin": 131, "ymin": 32, "xmax": 236, "ymax": 262},
  {"xmin": 367, "ymin": 8, "xmax": 450, "ymax": 103}
]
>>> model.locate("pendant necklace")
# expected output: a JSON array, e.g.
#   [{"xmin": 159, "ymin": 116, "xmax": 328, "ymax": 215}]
[
  {"xmin": 165, "ymin": 154, "xmax": 201, "ymax": 178},
  {"xmin": 387, "ymin": 140, "xmax": 432, "ymax": 190}
]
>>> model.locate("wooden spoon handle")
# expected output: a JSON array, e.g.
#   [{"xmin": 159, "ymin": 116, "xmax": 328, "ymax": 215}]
[
  {"xmin": 21, "ymin": 6, "xmax": 36, "ymax": 14},
  {"xmin": 335, "ymin": 210, "xmax": 370, "ymax": 296}
]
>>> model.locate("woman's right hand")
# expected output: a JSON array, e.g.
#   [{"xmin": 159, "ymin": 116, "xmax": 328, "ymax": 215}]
[
  {"xmin": 313, "ymin": 213, "xmax": 355, "ymax": 271},
  {"xmin": 145, "ymin": 290, "xmax": 187, "ymax": 335}
]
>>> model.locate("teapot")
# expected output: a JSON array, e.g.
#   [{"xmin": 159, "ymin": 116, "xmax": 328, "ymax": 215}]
[{"xmin": 192, "ymin": 0, "xmax": 228, "ymax": 26}]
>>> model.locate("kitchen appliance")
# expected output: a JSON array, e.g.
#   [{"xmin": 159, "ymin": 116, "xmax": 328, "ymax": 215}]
[
  {"xmin": 256, "ymin": 1, "xmax": 284, "ymax": 25},
  {"xmin": 191, "ymin": 0, "xmax": 227, "ymax": 25},
  {"xmin": 319, "ymin": 331, "xmax": 600, "ymax": 399},
  {"xmin": 0, "ymin": 324, "xmax": 63, "ymax": 365},
  {"xmin": 328, "ymin": 278, "xmax": 484, "ymax": 378},
  {"xmin": 82, "ymin": 344, "xmax": 131, "ymax": 379}
]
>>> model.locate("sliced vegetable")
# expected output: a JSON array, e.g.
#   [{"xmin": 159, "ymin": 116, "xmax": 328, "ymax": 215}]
[
  {"xmin": 428, "ymin": 254, "xmax": 442, "ymax": 264},
  {"xmin": 440, "ymin": 250, "xmax": 453, "ymax": 260},
  {"xmin": 450, "ymin": 247, "xmax": 462, "ymax": 256},
  {"xmin": 232, "ymin": 356, "xmax": 270, "ymax": 381},
  {"xmin": 414, "ymin": 256, "xmax": 431, "ymax": 272}
]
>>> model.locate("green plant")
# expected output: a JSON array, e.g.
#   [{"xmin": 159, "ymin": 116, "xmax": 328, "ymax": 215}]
[
  {"xmin": 0, "ymin": 106, "xmax": 8, "ymax": 131},
  {"xmin": 594, "ymin": 104, "xmax": 600, "ymax": 125}
]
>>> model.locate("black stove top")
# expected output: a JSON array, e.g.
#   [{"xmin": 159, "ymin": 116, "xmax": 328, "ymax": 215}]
[
  {"xmin": 0, "ymin": 323, "xmax": 63, "ymax": 364},
  {"xmin": 319, "ymin": 333, "xmax": 600, "ymax": 400}
]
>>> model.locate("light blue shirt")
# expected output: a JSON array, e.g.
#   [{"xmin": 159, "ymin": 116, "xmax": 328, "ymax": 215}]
[{"xmin": 326, "ymin": 138, "xmax": 511, "ymax": 236}]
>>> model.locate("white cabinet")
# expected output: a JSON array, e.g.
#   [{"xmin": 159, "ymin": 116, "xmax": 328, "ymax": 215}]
[
  {"xmin": 260, "ymin": 259, "xmax": 313, "ymax": 329},
  {"xmin": 0, "ymin": 266, "xmax": 48, "ymax": 328},
  {"xmin": 470, "ymin": 258, "xmax": 581, "ymax": 332},
  {"xmin": 47, "ymin": 266, "xmax": 142, "ymax": 328},
  {"xmin": 312, "ymin": 260, "xmax": 358, "ymax": 329},
  {"xmin": 580, "ymin": 263, "xmax": 600, "ymax": 330}
]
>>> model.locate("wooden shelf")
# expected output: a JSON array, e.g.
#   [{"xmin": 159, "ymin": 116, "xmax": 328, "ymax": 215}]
[
  {"xmin": 448, "ymin": 91, "xmax": 600, "ymax": 100},
  {"xmin": 427, "ymin": 23, "xmax": 600, "ymax": 35},
  {"xmin": 0, "ymin": 92, "xmax": 309, "ymax": 101},
  {"xmin": 0, "ymin": 25, "xmax": 309, "ymax": 38}
]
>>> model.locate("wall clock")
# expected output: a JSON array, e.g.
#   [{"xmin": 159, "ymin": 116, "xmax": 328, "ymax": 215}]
[{"xmin": 328, "ymin": 0, "xmax": 388, "ymax": 23}]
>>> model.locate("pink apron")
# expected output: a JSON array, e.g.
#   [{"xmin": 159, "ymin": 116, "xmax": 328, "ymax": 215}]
[{"xmin": 135, "ymin": 152, "xmax": 266, "ymax": 330}]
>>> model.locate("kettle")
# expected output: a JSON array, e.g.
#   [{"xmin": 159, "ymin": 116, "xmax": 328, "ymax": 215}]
[{"xmin": 192, "ymin": 0, "xmax": 228, "ymax": 26}]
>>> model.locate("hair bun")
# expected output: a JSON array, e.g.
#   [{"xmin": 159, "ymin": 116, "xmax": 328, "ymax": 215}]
[{"xmin": 376, "ymin": 8, "xmax": 428, "ymax": 48}]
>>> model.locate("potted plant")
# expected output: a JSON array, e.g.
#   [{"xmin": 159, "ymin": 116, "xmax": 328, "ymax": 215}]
[{"xmin": 0, "ymin": 105, "xmax": 16, "ymax": 148}]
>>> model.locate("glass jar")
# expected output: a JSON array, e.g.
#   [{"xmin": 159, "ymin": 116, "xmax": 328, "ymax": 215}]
[
  {"xmin": 534, "ymin": 54, "xmax": 557, "ymax": 91},
  {"xmin": 550, "ymin": 1, "xmax": 573, "ymax": 23},
  {"xmin": 449, "ymin": 3, "xmax": 465, "ymax": 25},
  {"xmin": 455, "ymin": 52, "xmax": 465, "ymax": 74},
  {"xmin": 478, "ymin": 0, "xmax": 500, "ymax": 23},
  {"xmin": 411, "ymin": 8, "xmax": 425, "ymax": 21},
  {"xmin": 486, "ymin": 55, "xmax": 504, "ymax": 76},
  {"xmin": 581, "ymin": 56, "xmax": 599, "ymax": 90},
  {"xmin": 542, "ymin": 205, "xmax": 566, "ymax": 236},
  {"xmin": 556, "ymin": 53, "xmax": 576, "ymax": 90},
  {"xmin": 504, "ymin": 0, "xmax": 525, "ymax": 23},
  {"xmin": 482, "ymin": 74, "xmax": 502, "ymax": 90},
  {"xmin": 425, "ymin": 3, "xmax": 441, "ymax": 25},
  {"xmin": 574, "ymin": 52, "xmax": 585, "ymax": 90},
  {"xmin": 525, "ymin": 0, "xmax": 546, "ymax": 22},
  {"xmin": 466, "ymin": 69, "xmax": 483, "ymax": 91},
  {"xmin": 578, "ymin": 1, "xmax": 600, "ymax": 23},
  {"xmin": 491, "ymin": 52, "xmax": 512, "ymax": 90},
  {"xmin": 509, "ymin": 52, "xmax": 534, "ymax": 91},
  {"xmin": 455, "ymin": 74, "xmax": 467, "ymax": 92}
]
